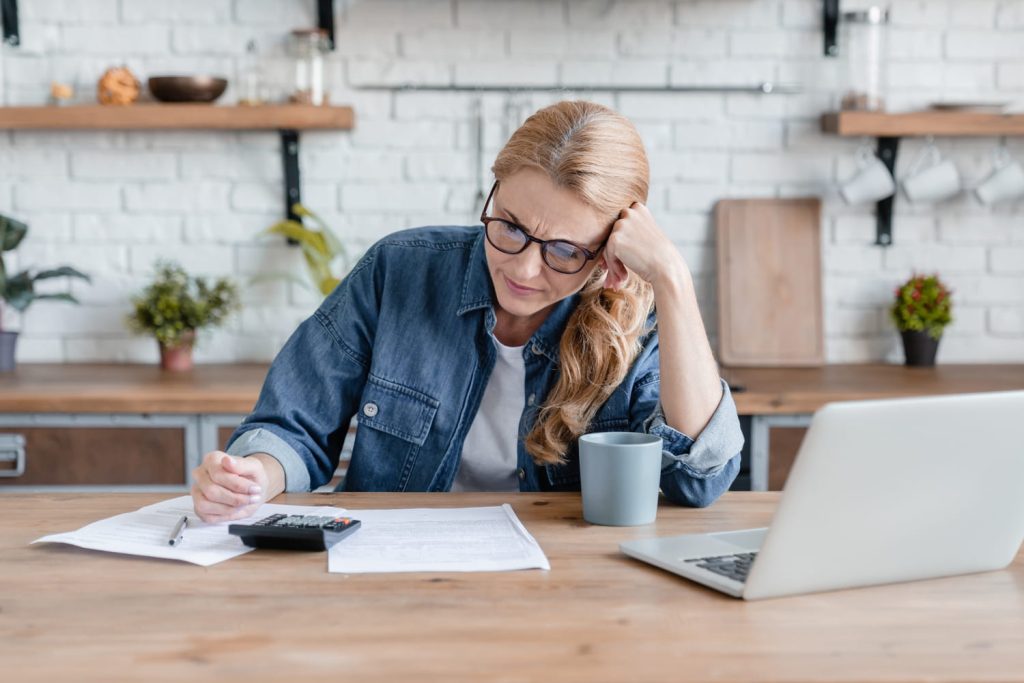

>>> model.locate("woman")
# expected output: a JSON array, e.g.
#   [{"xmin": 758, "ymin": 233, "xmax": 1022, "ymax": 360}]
[{"xmin": 191, "ymin": 100, "xmax": 744, "ymax": 523}]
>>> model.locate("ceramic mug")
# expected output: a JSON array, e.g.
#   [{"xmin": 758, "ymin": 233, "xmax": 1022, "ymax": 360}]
[
  {"xmin": 901, "ymin": 141, "xmax": 962, "ymax": 204},
  {"xmin": 839, "ymin": 145, "xmax": 896, "ymax": 205},
  {"xmin": 974, "ymin": 147, "xmax": 1024, "ymax": 205},
  {"xmin": 579, "ymin": 432, "xmax": 663, "ymax": 526}
]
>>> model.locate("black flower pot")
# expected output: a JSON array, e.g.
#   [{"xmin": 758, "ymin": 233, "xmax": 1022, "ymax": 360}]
[
  {"xmin": 0, "ymin": 331, "xmax": 18, "ymax": 373},
  {"xmin": 901, "ymin": 330, "xmax": 940, "ymax": 367}
]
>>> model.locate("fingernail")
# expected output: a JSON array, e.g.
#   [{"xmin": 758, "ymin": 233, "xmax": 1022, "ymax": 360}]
[
  {"xmin": 248, "ymin": 485, "xmax": 261, "ymax": 495},
  {"xmin": 250, "ymin": 495, "xmax": 261, "ymax": 505}
]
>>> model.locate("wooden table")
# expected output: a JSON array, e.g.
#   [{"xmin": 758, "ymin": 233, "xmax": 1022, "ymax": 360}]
[
  {"xmin": 3, "ymin": 492, "xmax": 1022, "ymax": 682},
  {"xmin": 722, "ymin": 364, "xmax": 1024, "ymax": 490}
]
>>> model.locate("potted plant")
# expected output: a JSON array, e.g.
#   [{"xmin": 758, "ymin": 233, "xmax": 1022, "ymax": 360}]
[
  {"xmin": 890, "ymin": 273, "xmax": 953, "ymax": 367},
  {"xmin": 127, "ymin": 261, "xmax": 240, "ymax": 372},
  {"xmin": 264, "ymin": 203, "xmax": 350, "ymax": 296},
  {"xmin": 0, "ymin": 213, "xmax": 91, "ymax": 372}
]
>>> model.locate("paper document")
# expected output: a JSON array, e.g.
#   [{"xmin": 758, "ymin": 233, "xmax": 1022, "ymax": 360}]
[
  {"xmin": 32, "ymin": 495, "xmax": 346, "ymax": 567},
  {"xmin": 328, "ymin": 504, "xmax": 550, "ymax": 573}
]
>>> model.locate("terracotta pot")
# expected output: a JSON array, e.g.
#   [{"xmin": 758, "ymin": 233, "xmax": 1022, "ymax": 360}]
[
  {"xmin": 900, "ymin": 329, "xmax": 940, "ymax": 367},
  {"xmin": 0, "ymin": 330, "xmax": 18, "ymax": 373},
  {"xmin": 159, "ymin": 331, "xmax": 196, "ymax": 372}
]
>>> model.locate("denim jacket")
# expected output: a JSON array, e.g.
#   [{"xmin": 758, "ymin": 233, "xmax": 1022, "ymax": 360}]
[{"xmin": 227, "ymin": 226, "xmax": 744, "ymax": 507}]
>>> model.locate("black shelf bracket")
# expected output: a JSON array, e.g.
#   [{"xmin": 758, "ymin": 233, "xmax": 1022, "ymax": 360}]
[
  {"xmin": 317, "ymin": 0, "xmax": 336, "ymax": 50},
  {"xmin": 875, "ymin": 136, "xmax": 900, "ymax": 246},
  {"xmin": 280, "ymin": 129, "xmax": 302, "ymax": 244},
  {"xmin": 1, "ymin": 0, "xmax": 19, "ymax": 48},
  {"xmin": 823, "ymin": 0, "xmax": 839, "ymax": 56}
]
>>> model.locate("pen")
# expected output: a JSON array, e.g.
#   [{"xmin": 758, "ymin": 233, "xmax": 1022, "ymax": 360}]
[{"xmin": 168, "ymin": 515, "xmax": 188, "ymax": 546}]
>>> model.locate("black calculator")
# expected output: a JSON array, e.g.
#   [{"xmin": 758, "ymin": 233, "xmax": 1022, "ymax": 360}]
[{"xmin": 229, "ymin": 513, "xmax": 361, "ymax": 551}]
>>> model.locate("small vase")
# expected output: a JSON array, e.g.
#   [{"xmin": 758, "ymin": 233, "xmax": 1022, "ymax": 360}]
[
  {"xmin": 900, "ymin": 330, "xmax": 940, "ymax": 367},
  {"xmin": 159, "ymin": 331, "xmax": 196, "ymax": 372},
  {"xmin": 0, "ymin": 331, "xmax": 18, "ymax": 373}
]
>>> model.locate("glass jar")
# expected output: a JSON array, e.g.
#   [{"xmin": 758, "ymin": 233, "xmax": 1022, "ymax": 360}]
[
  {"xmin": 288, "ymin": 28, "xmax": 330, "ymax": 106},
  {"xmin": 839, "ymin": 7, "xmax": 890, "ymax": 111},
  {"xmin": 238, "ymin": 39, "xmax": 266, "ymax": 106}
]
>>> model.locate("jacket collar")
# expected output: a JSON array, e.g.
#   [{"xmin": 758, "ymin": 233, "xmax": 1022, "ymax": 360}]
[
  {"xmin": 457, "ymin": 231, "xmax": 493, "ymax": 316},
  {"xmin": 457, "ymin": 229, "xmax": 579, "ymax": 365}
]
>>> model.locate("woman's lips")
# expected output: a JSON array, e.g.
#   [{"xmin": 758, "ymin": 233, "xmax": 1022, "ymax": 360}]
[{"xmin": 504, "ymin": 275, "xmax": 540, "ymax": 296}]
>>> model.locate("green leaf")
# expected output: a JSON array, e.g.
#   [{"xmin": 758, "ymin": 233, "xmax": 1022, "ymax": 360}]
[
  {"xmin": 0, "ymin": 214, "xmax": 28, "ymax": 252},
  {"xmin": 265, "ymin": 220, "xmax": 329, "ymax": 255},
  {"xmin": 261, "ymin": 205, "xmax": 356, "ymax": 300},
  {"xmin": 32, "ymin": 293, "xmax": 80, "ymax": 305},
  {"xmin": 32, "ymin": 267, "xmax": 91, "ymax": 283},
  {"xmin": 5, "ymin": 272, "xmax": 35, "ymax": 311}
]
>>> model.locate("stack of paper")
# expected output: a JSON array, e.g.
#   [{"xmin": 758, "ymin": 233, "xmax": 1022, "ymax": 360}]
[{"xmin": 328, "ymin": 504, "xmax": 551, "ymax": 573}]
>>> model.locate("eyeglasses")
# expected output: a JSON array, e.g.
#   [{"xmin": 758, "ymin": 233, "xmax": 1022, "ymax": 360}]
[{"xmin": 479, "ymin": 181, "xmax": 607, "ymax": 275}]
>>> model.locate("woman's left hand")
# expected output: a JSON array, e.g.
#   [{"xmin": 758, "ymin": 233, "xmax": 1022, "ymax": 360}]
[{"xmin": 601, "ymin": 202, "xmax": 687, "ymax": 290}]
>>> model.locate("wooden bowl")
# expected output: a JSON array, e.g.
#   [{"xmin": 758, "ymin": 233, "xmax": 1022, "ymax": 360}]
[{"xmin": 147, "ymin": 76, "xmax": 228, "ymax": 103}]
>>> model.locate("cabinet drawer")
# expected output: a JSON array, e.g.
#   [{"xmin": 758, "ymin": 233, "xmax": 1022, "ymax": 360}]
[
  {"xmin": 0, "ymin": 426, "xmax": 187, "ymax": 486},
  {"xmin": 768, "ymin": 426, "xmax": 808, "ymax": 491}
]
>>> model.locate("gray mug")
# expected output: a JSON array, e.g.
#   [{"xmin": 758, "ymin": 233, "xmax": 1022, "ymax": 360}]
[{"xmin": 579, "ymin": 432, "xmax": 663, "ymax": 526}]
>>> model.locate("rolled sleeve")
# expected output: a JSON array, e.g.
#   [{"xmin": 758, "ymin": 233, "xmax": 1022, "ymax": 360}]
[
  {"xmin": 226, "ymin": 428, "xmax": 311, "ymax": 493},
  {"xmin": 640, "ymin": 379, "xmax": 745, "ymax": 507}
]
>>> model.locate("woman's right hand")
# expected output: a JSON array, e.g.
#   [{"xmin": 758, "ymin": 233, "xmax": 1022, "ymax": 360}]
[{"xmin": 191, "ymin": 451, "xmax": 269, "ymax": 523}]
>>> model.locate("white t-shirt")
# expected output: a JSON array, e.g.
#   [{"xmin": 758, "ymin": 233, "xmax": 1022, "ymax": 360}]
[{"xmin": 451, "ymin": 337, "xmax": 526, "ymax": 492}]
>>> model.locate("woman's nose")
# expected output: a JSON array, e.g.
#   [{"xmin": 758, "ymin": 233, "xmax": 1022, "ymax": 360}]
[{"xmin": 508, "ymin": 242, "xmax": 545, "ymax": 280}]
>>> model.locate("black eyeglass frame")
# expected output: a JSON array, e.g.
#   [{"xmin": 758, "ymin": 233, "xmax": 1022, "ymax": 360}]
[{"xmin": 479, "ymin": 181, "xmax": 608, "ymax": 275}]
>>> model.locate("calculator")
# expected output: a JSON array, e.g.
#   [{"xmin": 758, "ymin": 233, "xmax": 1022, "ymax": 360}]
[{"xmin": 228, "ymin": 513, "xmax": 361, "ymax": 551}]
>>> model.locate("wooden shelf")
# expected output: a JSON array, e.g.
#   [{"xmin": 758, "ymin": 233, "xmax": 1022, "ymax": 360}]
[
  {"xmin": 822, "ymin": 110, "xmax": 1024, "ymax": 137},
  {"xmin": 0, "ymin": 104, "xmax": 355, "ymax": 131},
  {"xmin": 0, "ymin": 104, "xmax": 355, "ymax": 227}
]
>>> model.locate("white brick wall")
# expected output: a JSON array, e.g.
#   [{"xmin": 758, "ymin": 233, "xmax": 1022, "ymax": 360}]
[{"xmin": 0, "ymin": 0, "xmax": 1022, "ymax": 364}]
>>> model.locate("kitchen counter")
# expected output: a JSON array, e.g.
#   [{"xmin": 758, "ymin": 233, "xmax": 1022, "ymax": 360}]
[
  {"xmin": 2, "ymin": 362, "xmax": 1021, "ymax": 415},
  {"xmin": 0, "ymin": 363, "xmax": 268, "ymax": 414}
]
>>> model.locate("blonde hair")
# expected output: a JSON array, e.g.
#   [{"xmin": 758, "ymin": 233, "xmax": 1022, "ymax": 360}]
[{"xmin": 492, "ymin": 101, "xmax": 656, "ymax": 466}]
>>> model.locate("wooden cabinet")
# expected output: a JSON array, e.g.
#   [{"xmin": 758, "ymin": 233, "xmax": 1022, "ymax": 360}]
[
  {"xmin": 0, "ymin": 425, "xmax": 187, "ymax": 486},
  {"xmin": 0, "ymin": 413, "xmax": 247, "ymax": 491},
  {"xmin": 767, "ymin": 426, "xmax": 807, "ymax": 491},
  {"xmin": 0, "ymin": 365, "xmax": 261, "ymax": 492}
]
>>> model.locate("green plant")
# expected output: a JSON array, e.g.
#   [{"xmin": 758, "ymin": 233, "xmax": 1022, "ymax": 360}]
[
  {"xmin": 264, "ymin": 204, "xmax": 349, "ymax": 296},
  {"xmin": 127, "ymin": 261, "xmax": 240, "ymax": 347},
  {"xmin": 890, "ymin": 273, "xmax": 953, "ymax": 340},
  {"xmin": 0, "ymin": 213, "xmax": 90, "ymax": 330}
]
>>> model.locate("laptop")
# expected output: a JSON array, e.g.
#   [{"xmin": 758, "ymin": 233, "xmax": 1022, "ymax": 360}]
[{"xmin": 620, "ymin": 391, "xmax": 1024, "ymax": 600}]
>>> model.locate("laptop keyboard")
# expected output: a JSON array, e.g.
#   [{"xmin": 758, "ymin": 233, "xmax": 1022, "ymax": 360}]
[{"xmin": 686, "ymin": 552, "xmax": 757, "ymax": 583}]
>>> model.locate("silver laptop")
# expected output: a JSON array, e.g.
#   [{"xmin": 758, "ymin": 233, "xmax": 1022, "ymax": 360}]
[{"xmin": 620, "ymin": 391, "xmax": 1024, "ymax": 600}]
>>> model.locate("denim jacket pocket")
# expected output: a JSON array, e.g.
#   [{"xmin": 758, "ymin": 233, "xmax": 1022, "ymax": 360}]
[
  {"xmin": 586, "ymin": 417, "xmax": 630, "ymax": 434},
  {"xmin": 355, "ymin": 375, "xmax": 439, "ymax": 490}
]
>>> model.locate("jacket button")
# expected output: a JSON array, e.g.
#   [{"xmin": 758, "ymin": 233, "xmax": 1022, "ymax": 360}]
[
  {"xmin": 362, "ymin": 402, "xmax": 379, "ymax": 418},
  {"xmin": 527, "ymin": 393, "xmax": 535, "ymax": 406},
  {"xmin": 531, "ymin": 344, "xmax": 543, "ymax": 355},
  {"xmin": 517, "ymin": 467, "xmax": 526, "ymax": 480}
]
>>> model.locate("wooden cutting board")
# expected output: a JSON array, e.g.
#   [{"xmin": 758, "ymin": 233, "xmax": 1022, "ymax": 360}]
[{"xmin": 715, "ymin": 198, "xmax": 824, "ymax": 366}]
